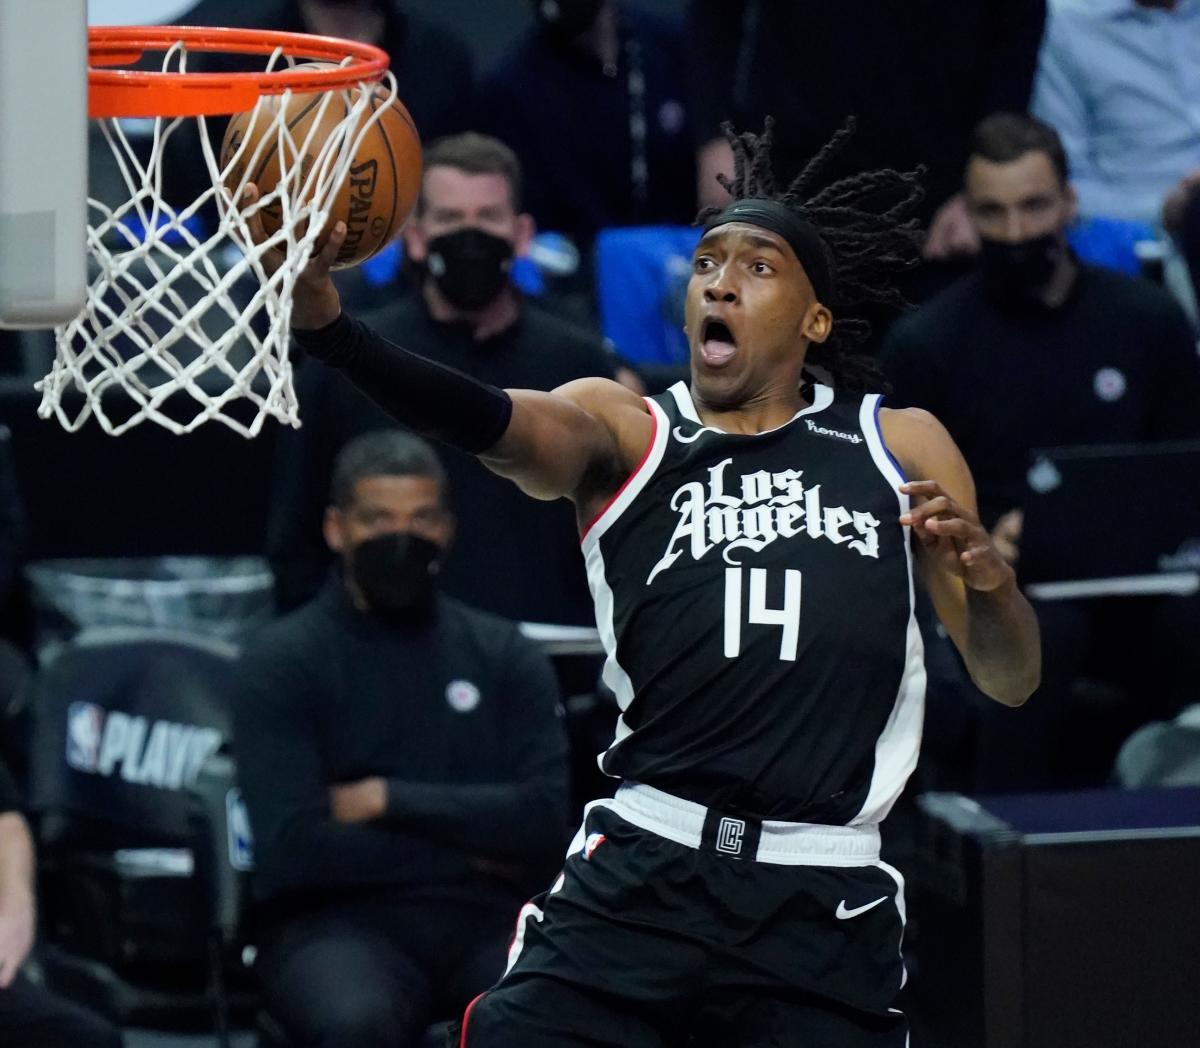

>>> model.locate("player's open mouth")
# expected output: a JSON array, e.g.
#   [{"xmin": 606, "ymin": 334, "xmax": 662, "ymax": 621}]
[{"xmin": 700, "ymin": 317, "xmax": 739, "ymax": 367}]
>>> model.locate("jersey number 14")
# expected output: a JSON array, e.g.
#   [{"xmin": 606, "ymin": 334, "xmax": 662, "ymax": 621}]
[{"xmin": 724, "ymin": 567, "xmax": 802, "ymax": 662}]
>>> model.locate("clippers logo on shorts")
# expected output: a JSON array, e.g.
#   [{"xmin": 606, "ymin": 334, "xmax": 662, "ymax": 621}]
[
  {"xmin": 647, "ymin": 457, "xmax": 881, "ymax": 585},
  {"xmin": 583, "ymin": 832, "xmax": 606, "ymax": 860},
  {"xmin": 65, "ymin": 702, "xmax": 223, "ymax": 791},
  {"xmin": 716, "ymin": 817, "xmax": 746, "ymax": 856}
]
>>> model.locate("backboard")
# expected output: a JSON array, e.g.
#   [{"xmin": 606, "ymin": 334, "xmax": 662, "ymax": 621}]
[{"xmin": 0, "ymin": 0, "xmax": 88, "ymax": 327}]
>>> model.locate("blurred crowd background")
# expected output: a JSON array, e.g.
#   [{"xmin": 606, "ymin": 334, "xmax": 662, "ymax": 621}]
[{"xmin": 0, "ymin": 1, "xmax": 1198, "ymax": 1045}]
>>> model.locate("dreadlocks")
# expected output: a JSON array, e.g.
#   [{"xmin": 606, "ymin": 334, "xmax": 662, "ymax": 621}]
[{"xmin": 697, "ymin": 117, "xmax": 924, "ymax": 393}]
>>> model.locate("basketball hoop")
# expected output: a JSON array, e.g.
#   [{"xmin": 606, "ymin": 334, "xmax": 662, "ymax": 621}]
[{"xmin": 42, "ymin": 27, "xmax": 399, "ymax": 437}]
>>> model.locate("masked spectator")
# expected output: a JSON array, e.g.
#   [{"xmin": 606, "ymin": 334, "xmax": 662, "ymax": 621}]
[
  {"xmin": 268, "ymin": 133, "xmax": 625, "ymax": 623},
  {"xmin": 883, "ymin": 113, "xmax": 1200, "ymax": 791},
  {"xmin": 238, "ymin": 429, "xmax": 568, "ymax": 1047}
]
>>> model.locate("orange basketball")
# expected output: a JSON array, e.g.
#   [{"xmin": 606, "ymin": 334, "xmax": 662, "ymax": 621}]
[{"xmin": 220, "ymin": 66, "xmax": 421, "ymax": 269}]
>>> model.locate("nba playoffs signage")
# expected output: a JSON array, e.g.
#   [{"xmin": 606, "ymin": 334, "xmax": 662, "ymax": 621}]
[{"xmin": 66, "ymin": 701, "xmax": 223, "ymax": 791}]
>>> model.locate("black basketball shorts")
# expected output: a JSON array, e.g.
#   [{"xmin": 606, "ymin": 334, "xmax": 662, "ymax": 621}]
[{"xmin": 459, "ymin": 783, "xmax": 909, "ymax": 1048}]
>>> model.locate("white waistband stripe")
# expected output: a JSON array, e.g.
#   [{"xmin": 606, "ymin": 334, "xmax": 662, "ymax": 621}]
[{"xmin": 606, "ymin": 783, "xmax": 881, "ymax": 866}]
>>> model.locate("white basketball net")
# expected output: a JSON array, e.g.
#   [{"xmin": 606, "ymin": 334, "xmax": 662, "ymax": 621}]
[{"xmin": 41, "ymin": 43, "xmax": 397, "ymax": 437}]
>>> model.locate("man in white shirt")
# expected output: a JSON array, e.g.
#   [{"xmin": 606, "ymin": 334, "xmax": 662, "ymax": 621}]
[{"xmin": 1032, "ymin": 0, "xmax": 1200, "ymax": 227}]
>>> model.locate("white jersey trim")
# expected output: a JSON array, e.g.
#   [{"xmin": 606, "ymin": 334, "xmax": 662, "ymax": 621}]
[
  {"xmin": 581, "ymin": 397, "xmax": 669, "ymax": 556},
  {"xmin": 585, "ymin": 532, "xmax": 638, "ymax": 770},
  {"xmin": 666, "ymin": 380, "xmax": 836, "ymax": 435},
  {"xmin": 608, "ymin": 783, "xmax": 883, "ymax": 865},
  {"xmin": 582, "ymin": 400, "xmax": 670, "ymax": 772},
  {"xmin": 854, "ymin": 394, "xmax": 927, "ymax": 825}
]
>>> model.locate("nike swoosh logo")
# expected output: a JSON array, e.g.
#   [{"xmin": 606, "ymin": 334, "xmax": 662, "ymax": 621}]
[{"xmin": 835, "ymin": 896, "xmax": 889, "ymax": 920}]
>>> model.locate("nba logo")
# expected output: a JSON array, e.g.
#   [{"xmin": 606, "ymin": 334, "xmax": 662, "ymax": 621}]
[
  {"xmin": 226, "ymin": 788, "xmax": 255, "ymax": 872},
  {"xmin": 65, "ymin": 702, "xmax": 104, "ymax": 772}
]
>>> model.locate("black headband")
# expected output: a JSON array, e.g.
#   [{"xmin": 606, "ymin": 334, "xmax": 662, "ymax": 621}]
[{"xmin": 702, "ymin": 198, "xmax": 834, "ymax": 304}]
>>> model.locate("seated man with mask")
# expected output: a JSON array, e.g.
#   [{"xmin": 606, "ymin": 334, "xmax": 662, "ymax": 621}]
[
  {"xmin": 269, "ymin": 132, "xmax": 625, "ymax": 623},
  {"xmin": 882, "ymin": 112, "xmax": 1200, "ymax": 792},
  {"xmin": 236, "ymin": 430, "xmax": 569, "ymax": 1048}
]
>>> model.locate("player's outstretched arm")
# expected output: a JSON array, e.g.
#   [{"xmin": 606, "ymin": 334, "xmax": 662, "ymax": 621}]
[
  {"xmin": 481, "ymin": 380, "xmax": 650, "ymax": 504},
  {"xmin": 881, "ymin": 407, "xmax": 1041, "ymax": 707},
  {"xmin": 265, "ymin": 198, "xmax": 650, "ymax": 507}
]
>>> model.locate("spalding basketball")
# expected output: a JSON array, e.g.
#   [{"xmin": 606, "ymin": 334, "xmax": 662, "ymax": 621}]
[{"xmin": 220, "ymin": 66, "xmax": 421, "ymax": 269}]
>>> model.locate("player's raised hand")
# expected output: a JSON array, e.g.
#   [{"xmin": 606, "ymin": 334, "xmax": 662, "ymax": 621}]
[
  {"xmin": 241, "ymin": 183, "xmax": 344, "ymax": 329},
  {"xmin": 899, "ymin": 480, "xmax": 1014, "ymax": 592}
]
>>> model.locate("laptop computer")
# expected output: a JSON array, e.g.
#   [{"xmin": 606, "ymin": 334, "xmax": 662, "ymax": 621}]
[{"xmin": 1018, "ymin": 440, "xmax": 1200, "ymax": 597}]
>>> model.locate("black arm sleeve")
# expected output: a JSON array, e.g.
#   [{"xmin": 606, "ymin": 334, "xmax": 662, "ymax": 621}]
[
  {"xmin": 382, "ymin": 631, "xmax": 569, "ymax": 864},
  {"xmin": 233, "ymin": 644, "xmax": 466, "ymax": 899},
  {"xmin": 292, "ymin": 313, "xmax": 513, "ymax": 455}
]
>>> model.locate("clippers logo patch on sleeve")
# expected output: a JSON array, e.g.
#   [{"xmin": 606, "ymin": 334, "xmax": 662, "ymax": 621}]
[{"xmin": 446, "ymin": 679, "xmax": 481, "ymax": 713}]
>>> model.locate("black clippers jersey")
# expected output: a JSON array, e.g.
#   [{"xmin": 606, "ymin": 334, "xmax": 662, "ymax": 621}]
[{"xmin": 582, "ymin": 382, "xmax": 926, "ymax": 826}]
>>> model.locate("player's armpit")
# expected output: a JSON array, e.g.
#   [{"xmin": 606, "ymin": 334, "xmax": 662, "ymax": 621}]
[{"xmin": 481, "ymin": 377, "xmax": 651, "ymax": 506}]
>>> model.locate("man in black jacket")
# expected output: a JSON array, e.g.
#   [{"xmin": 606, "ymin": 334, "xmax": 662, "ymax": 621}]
[
  {"xmin": 237, "ymin": 430, "xmax": 569, "ymax": 1048},
  {"xmin": 882, "ymin": 113, "xmax": 1200, "ymax": 791}
]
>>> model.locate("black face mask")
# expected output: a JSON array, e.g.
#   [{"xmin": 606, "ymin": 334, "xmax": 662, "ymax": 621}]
[
  {"xmin": 349, "ymin": 532, "xmax": 440, "ymax": 619},
  {"xmin": 978, "ymin": 232, "xmax": 1063, "ymax": 307},
  {"xmin": 425, "ymin": 228, "xmax": 514, "ymax": 312},
  {"xmin": 532, "ymin": 0, "xmax": 605, "ymax": 40}
]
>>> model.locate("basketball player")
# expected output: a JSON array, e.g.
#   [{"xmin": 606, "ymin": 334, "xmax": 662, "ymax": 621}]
[{"xmin": 253, "ymin": 120, "xmax": 1041, "ymax": 1046}]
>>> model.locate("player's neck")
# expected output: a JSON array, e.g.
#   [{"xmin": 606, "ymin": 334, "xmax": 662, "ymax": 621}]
[
  {"xmin": 691, "ymin": 377, "xmax": 813, "ymax": 435},
  {"xmin": 421, "ymin": 280, "xmax": 521, "ymax": 342}
]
